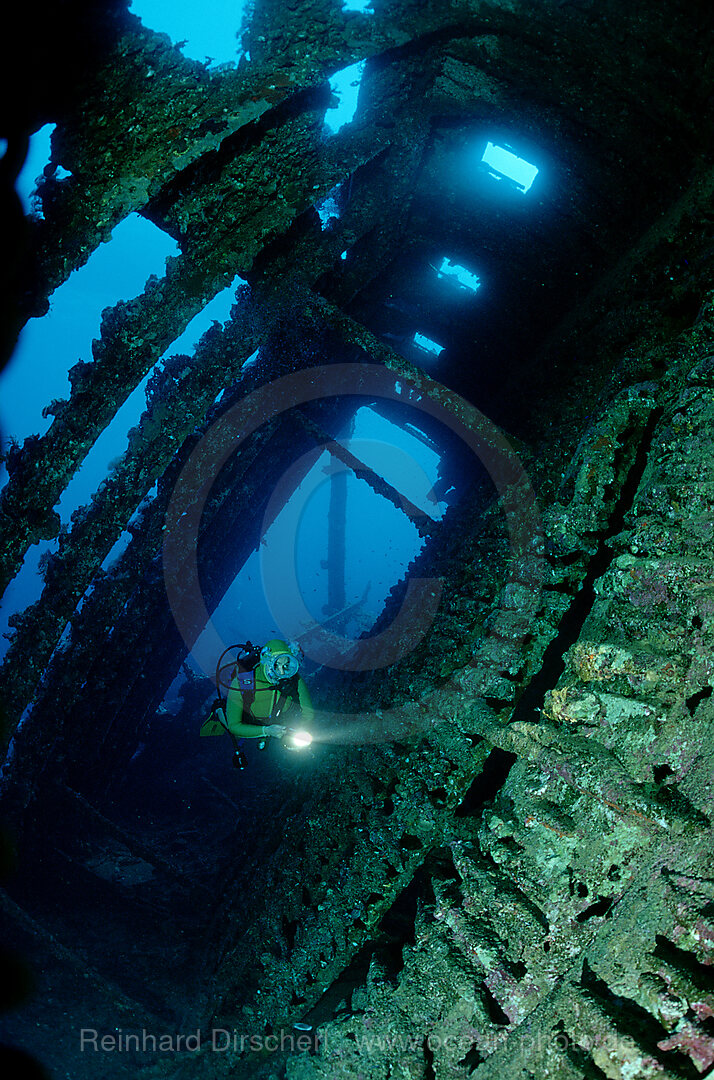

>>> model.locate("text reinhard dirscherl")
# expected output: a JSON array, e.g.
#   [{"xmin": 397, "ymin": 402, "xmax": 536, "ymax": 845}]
[{"xmin": 79, "ymin": 1028, "xmax": 321, "ymax": 1054}]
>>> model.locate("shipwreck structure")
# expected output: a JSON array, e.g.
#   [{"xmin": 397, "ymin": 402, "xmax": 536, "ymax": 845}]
[{"xmin": 1, "ymin": 1, "xmax": 713, "ymax": 1077}]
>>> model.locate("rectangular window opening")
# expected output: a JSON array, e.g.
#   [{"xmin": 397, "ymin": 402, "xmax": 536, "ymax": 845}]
[
  {"xmin": 413, "ymin": 332, "xmax": 445, "ymax": 358},
  {"xmin": 480, "ymin": 141, "xmax": 538, "ymax": 193},
  {"xmin": 436, "ymin": 257, "xmax": 481, "ymax": 292}
]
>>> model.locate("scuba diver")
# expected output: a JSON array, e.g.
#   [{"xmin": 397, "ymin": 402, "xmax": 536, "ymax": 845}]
[{"xmin": 200, "ymin": 639, "xmax": 314, "ymax": 766}]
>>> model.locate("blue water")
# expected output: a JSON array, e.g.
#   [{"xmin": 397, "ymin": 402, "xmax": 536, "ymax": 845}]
[
  {"xmin": 0, "ymin": 212, "xmax": 179, "ymax": 458},
  {"xmin": 325, "ymin": 60, "xmax": 366, "ymax": 134},
  {"xmin": 130, "ymin": 0, "xmax": 249, "ymax": 66},
  {"xmin": 194, "ymin": 405, "xmax": 446, "ymax": 678},
  {"xmin": 0, "ymin": 211, "xmax": 180, "ymax": 653}
]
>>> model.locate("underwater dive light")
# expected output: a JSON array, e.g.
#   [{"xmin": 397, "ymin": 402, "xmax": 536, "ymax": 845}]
[{"xmin": 282, "ymin": 729, "xmax": 313, "ymax": 751}]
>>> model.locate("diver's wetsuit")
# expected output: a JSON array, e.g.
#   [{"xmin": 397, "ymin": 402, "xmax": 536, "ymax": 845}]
[{"xmin": 225, "ymin": 638, "xmax": 314, "ymax": 739}]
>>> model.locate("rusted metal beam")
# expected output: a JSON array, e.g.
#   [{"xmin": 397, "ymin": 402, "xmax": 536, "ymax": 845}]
[{"xmin": 295, "ymin": 407, "xmax": 440, "ymax": 537}]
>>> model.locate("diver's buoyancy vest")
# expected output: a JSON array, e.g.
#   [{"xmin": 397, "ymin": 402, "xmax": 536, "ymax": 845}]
[{"xmin": 236, "ymin": 668, "xmax": 301, "ymax": 724}]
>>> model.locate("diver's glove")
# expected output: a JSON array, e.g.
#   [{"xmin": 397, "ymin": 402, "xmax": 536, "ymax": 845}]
[{"xmin": 264, "ymin": 724, "xmax": 287, "ymax": 737}]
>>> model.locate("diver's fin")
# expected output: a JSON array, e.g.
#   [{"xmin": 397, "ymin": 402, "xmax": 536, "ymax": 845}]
[{"xmin": 199, "ymin": 718, "xmax": 226, "ymax": 737}]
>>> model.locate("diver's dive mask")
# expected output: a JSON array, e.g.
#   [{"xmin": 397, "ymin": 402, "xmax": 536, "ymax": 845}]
[{"xmin": 260, "ymin": 640, "xmax": 303, "ymax": 685}]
